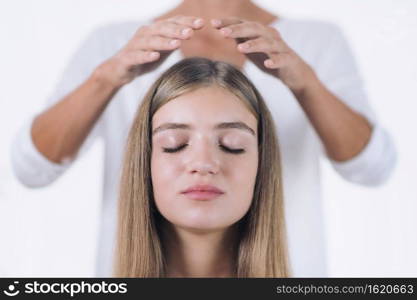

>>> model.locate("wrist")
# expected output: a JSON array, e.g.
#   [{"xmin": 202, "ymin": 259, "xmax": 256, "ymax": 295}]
[
  {"xmin": 290, "ymin": 67, "xmax": 321, "ymax": 100},
  {"xmin": 91, "ymin": 61, "xmax": 124, "ymax": 91},
  {"xmin": 85, "ymin": 68, "xmax": 122, "ymax": 106}
]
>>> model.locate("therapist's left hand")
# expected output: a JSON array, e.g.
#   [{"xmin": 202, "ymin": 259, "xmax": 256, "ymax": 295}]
[{"xmin": 211, "ymin": 18, "xmax": 317, "ymax": 94}]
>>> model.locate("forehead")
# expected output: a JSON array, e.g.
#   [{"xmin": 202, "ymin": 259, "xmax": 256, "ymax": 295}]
[{"xmin": 152, "ymin": 86, "xmax": 257, "ymax": 129}]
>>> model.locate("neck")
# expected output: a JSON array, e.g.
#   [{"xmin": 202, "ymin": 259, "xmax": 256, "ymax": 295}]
[
  {"xmin": 162, "ymin": 222, "xmax": 239, "ymax": 277},
  {"xmin": 170, "ymin": 0, "xmax": 276, "ymax": 24},
  {"xmin": 179, "ymin": 0, "xmax": 251, "ymax": 19}
]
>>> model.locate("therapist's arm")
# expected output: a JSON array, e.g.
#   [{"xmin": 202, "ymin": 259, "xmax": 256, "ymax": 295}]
[
  {"xmin": 291, "ymin": 73, "xmax": 372, "ymax": 162},
  {"xmin": 32, "ymin": 16, "xmax": 204, "ymax": 164},
  {"xmin": 212, "ymin": 18, "xmax": 372, "ymax": 162},
  {"xmin": 31, "ymin": 72, "xmax": 119, "ymax": 164}
]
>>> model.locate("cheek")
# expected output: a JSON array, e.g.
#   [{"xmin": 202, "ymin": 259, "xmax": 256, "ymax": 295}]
[
  {"xmin": 224, "ymin": 149, "xmax": 258, "ymax": 185},
  {"xmin": 151, "ymin": 148, "xmax": 186, "ymax": 177},
  {"xmin": 224, "ymin": 153, "xmax": 259, "ymax": 216},
  {"xmin": 151, "ymin": 151, "xmax": 183, "ymax": 209}
]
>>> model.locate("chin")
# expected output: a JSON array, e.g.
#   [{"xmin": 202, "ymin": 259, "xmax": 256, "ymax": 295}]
[
  {"xmin": 160, "ymin": 208, "xmax": 245, "ymax": 233},
  {"xmin": 178, "ymin": 221, "xmax": 225, "ymax": 233}
]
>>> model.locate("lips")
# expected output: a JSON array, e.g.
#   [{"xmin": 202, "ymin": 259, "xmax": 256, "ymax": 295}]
[{"xmin": 181, "ymin": 185, "xmax": 225, "ymax": 201}]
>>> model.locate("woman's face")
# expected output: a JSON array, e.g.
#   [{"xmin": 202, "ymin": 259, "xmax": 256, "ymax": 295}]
[{"xmin": 151, "ymin": 85, "xmax": 258, "ymax": 232}]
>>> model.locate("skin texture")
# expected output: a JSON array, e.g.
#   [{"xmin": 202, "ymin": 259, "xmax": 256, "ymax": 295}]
[{"xmin": 151, "ymin": 85, "xmax": 258, "ymax": 277}]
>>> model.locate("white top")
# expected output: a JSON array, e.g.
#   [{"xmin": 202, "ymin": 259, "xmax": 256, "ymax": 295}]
[{"xmin": 11, "ymin": 17, "xmax": 397, "ymax": 277}]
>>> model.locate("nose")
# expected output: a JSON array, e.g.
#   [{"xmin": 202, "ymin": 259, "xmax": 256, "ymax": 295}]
[{"xmin": 185, "ymin": 141, "xmax": 220, "ymax": 175}]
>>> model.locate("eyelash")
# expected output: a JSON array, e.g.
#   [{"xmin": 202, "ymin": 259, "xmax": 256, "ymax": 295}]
[{"xmin": 162, "ymin": 144, "xmax": 245, "ymax": 154}]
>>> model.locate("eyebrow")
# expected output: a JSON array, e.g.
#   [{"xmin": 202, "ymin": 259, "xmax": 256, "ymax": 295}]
[{"xmin": 152, "ymin": 122, "xmax": 256, "ymax": 136}]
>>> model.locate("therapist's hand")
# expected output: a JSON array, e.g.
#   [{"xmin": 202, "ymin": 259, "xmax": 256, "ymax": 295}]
[
  {"xmin": 211, "ymin": 18, "xmax": 317, "ymax": 94},
  {"xmin": 96, "ymin": 16, "xmax": 204, "ymax": 88}
]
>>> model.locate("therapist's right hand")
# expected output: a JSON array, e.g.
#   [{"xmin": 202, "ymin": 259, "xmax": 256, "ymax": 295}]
[{"xmin": 95, "ymin": 16, "xmax": 205, "ymax": 89}]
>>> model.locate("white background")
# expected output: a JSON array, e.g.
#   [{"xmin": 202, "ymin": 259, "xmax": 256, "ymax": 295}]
[{"xmin": 0, "ymin": 0, "xmax": 416, "ymax": 277}]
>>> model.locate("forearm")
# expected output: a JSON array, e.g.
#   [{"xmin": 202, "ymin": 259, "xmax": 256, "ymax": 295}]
[
  {"xmin": 32, "ymin": 69, "xmax": 120, "ymax": 164},
  {"xmin": 291, "ymin": 74, "xmax": 372, "ymax": 162}
]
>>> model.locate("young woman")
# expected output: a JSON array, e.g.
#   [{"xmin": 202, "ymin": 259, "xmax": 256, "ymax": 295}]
[{"xmin": 113, "ymin": 57, "xmax": 290, "ymax": 277}]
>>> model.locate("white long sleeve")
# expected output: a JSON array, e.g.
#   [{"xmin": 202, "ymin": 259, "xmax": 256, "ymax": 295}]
[
  {"xmin": 10, "ymin": 117, "xmax": 72, "ymax": 188},
  {"xmin": 10, "ymin": 113, "xmax": 104, "ymax": 188},
  {"xmin": 311, "ymin": 23, "xmax": 397, "ymax": 186},
  {"xmin": 330, "ymin": 124, "xmax": 397, "ymax": 186},
  {"xmin": 10, "ymin": 26, "xmax": 108, "ymax": 188}
]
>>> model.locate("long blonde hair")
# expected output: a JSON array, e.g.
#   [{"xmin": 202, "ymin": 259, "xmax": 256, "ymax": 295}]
[{"xmin": 113, "ymin": 57, "xmax": 290, "ymax": 277}]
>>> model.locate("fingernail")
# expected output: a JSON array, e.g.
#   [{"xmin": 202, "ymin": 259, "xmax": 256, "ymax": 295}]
[
  {"xmin": 193, "ymin": 18, "xmax": 203, "ymax": 27},
  {"xmin": 149, "ymin": 52, "xmax": 159, "ymax": 58},
  {"xmin": 211, "ymin": 19, "xmax": 221, "ymax": 26},
  {"xmin": 239, "ymin": 43, "xmax": 249, "ymax": 50},
  {"xmin": 181, "ymin": 28, "xmax": 192, "ymax": 36},
  {"xmin": 170, "ymin": 39, "xmax": 180, "ymax": 46},
  {"xmin": 221, "ymin": 28, "xmax": 232, "ymax": 36}
]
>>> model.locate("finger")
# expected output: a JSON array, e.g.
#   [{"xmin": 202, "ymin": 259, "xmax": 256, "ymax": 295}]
[
  {"xmin": 237, "ymin": 37, "xmax": 282, "ymax": 54},
  {"xmin": 264, "ymin": 53, "xmax": 289, "ymax": 69},
  {"xmin": 135, "ymin": 35, "xmax": 181, "ymax": 51},
  {"xmin": 210, "ymin": 17, "xmax": 242, "ymax": 29},
  {"xmin": 168, "ymin": 15, "xmax": 205, "ymax": 29},
  {"xmin": 219, "ymin": 22, "xmax": 265, "ymax": 39},
  {"xmin": 125, "ymin": 50, "xmax": 160, "ymax": 65},
  {"xmin": 152, "ymin": 21, "xmax": 194, "ymax": 40}
]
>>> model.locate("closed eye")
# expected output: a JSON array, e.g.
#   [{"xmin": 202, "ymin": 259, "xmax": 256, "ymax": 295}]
[
  {"xmin": 162, "ymin": 144, "xmax": 245, "ymax": 154},
  {"xmin": 219, "ymin": 144, "xmax": 245, "ymax": 154},
  {"xmin": 162, "ymin": 144, "xmax": 188, "ymax": 153}
]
